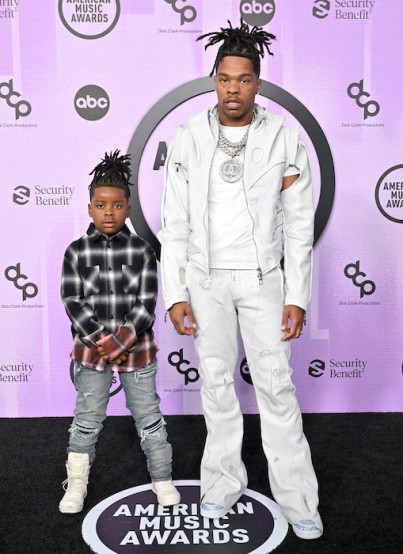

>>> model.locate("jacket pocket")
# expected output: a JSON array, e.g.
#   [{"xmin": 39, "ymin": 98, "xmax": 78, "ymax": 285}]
[
  {"xmin": 81, "ymin": 266, "xmax": 100, "ymax": 297},
  {"xmin": 246, "ymin": 159, "xmax": 286, "ymax": 190}
]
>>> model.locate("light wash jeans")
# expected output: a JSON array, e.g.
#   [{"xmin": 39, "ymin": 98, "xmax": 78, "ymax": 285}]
[{"xmin": 67, "ymin": 358, "xmax": 172, "ymax": 482}]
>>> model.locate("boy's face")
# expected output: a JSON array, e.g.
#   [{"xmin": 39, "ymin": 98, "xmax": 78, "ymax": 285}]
[{"xmin": 88, "ymin": 186, "xmax": 130, "ymax": 236}]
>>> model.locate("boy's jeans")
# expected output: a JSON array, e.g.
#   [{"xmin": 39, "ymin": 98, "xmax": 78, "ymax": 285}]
[{"xmin": 67, "ymin": 358, "xmax": 172, "ymax": 482}]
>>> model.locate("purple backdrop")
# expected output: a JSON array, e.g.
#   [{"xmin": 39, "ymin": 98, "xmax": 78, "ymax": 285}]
[{"xmin": 1, "ymin": 0, "xmax": 402, "ymax": 417}]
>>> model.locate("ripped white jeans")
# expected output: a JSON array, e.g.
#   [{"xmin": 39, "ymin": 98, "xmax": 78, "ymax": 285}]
[
  {"xmin": 187, "ymin": 265, "xmax": 321, "ymax": 525},
  {"xmin": 67, "ymin": 358, "xmax": 172, "ymax": 481}
]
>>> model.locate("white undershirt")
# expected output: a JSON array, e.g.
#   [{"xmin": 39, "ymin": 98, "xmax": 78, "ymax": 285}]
[{"xmin": 208, "ymin": 124, "xmax": 259, "ymax": 269}]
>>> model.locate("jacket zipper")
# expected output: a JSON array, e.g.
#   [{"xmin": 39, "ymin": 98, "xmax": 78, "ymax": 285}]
[{"xmin": 241, "ymin": 141, "xmax": 263, "ymax": 286}]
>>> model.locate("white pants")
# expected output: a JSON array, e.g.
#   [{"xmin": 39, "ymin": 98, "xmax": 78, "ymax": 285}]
[{"xmin": 187, "ymin": 265, "xmax": 322, "ymax": 526}]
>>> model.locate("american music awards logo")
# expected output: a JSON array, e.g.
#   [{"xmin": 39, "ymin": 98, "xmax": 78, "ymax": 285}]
[{"xmin": 82, "ymin": 480, "xmax": 288, "ymax": 553}]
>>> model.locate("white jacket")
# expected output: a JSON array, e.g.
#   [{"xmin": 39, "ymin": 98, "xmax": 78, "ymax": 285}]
[{"xmin": 159, "ymin": 105, "xmax": 314, "ymax": 312}]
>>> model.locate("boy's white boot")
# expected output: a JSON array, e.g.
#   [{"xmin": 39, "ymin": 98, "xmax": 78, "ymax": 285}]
[
  {"xmin": 152, "ymin": 480, "xmax": 181, "ymax": 506},
  {"xmin": 59, "ymin": 452, "xmax": 90, "ymax": 514}
]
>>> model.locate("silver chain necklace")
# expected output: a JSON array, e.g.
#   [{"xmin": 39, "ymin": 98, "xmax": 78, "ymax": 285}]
[{"xmin": 217, "ymin": 111, "xmax": 256, "ymax": 183}]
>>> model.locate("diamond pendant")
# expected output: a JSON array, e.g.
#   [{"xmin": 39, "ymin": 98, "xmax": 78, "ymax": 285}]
[{"xmin": 219, "ymin": 158, "xmax": 243, "ymax": 183}]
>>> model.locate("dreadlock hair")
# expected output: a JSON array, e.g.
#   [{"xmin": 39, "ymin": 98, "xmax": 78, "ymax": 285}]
[
  {"xmin": 88, "ymin": 150, "xmax": 133, "ymax": 200},
  {"xmin": 197, "ymin": 19, "xmax": 276, "ymax": 77}
]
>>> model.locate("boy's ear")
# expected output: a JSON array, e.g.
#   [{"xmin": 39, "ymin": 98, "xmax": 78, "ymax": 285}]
[{"xmin": 88, "ymin": 203, "xmax": 92, "ymax": 217}]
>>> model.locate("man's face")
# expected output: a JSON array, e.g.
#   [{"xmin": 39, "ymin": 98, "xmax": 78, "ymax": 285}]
[
  {"xmin": 88, "ymin": 186, "xmax": 130, "ymax": 236},
  {"xmin": 214, "ymin": 56, "xmax": 261, "ymax": 126}
]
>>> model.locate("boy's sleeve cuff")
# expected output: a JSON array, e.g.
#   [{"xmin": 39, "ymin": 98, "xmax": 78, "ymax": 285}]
[
  {"xmin": 82, "ymin": 328, "xmax": 106, "ymax": 348},
  {"xmin": 96, "ymin": 326, "xmax": 136, "ymax": 359}
]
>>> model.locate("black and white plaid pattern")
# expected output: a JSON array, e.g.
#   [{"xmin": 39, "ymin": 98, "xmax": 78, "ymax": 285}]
[{"xmin": 61, "ymin": 223, "xmax": 158, "ymax": 372}]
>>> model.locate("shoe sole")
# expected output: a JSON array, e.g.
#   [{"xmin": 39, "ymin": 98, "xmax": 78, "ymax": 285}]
[
  {"xmin": 292, "ymin": 527, "xmax": 323, "ymax": 540},
  {"xmin": 59, "ymin": 503, "xmax": 84, "ymax": 514},
  {"xmin": 200, "ymin": 506, "xmax": 230, "ymax": 519}
]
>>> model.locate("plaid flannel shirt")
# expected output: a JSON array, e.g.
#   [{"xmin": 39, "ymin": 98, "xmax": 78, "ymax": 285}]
[{"xmin": 61, "ymin": 223, "xmax": 158, "ymax": 372}]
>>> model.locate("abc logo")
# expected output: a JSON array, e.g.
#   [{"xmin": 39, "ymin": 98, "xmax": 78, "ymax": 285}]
[
  {"xmin": 74, "ymin": 85, "xmax": 110, "ymax": 121},
  {"xmin": 240, "ymin": 0, "xmax": 276, "ymax": 26}
]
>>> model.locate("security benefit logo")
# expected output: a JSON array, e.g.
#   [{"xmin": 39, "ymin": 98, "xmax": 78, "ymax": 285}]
[
  {"xmin": 0, "ymin": 0, "xmax": 18, "ymax": 19},
  {"xmin": 240, "ymin": 0, "xmax": 276, "ymax": 27},
  {"xmin": 347, "ymin": 80, "xmax": 380, "ymax": 120},
  {"xmin": 308, "ymin": 358, "xmax": 366, "ymax": 379},
  {"xmin": 375, "ymin": 165, "xmax": 403, "ymax": 224},
  {"xmin": 4, "ymin": 263, "xmax": 38, "ymax": 302},
  {"xmin": 164, "ymin": 0, "xmax": 197, "ymax": 26},
  {"xmin": 313, "ymin": 1, "xmax": 376, "ymax": 20},
  {"xmin": 74, "ymin": 85, "xmax": 110, "ymax": 121},
  {"xmin": 82, "ymin": 481, "xmax": 288, "ymax": 553},
  {"xmin": 168, "ymin": 348, "xmax": 199, "ymax": 386},
  {"xmin": 58, "ymin": 0, "xmax": 120, "ymax": 40},
  {"xmin": 312, "ymin": 0, "xmax": 330, "ymax": 18},
  {"xmin": 0, "ymin": 79, "xmax": 31, "ymax": 120},
  {"xmin": 0, "ymin": 362, "xmax": 33, "ymax": 384},
  {"xmin": 13, "ymin": 186, "xmax": 30, "ymax": 206},
  {"xmin": 13, "ymin": 185, "xmax": 74, "ymax": 207}
]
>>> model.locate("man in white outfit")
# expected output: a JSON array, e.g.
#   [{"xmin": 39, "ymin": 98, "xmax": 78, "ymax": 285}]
[{"xmin": 159, "ymin": 21, "xmax": 323, "ymax": 540}]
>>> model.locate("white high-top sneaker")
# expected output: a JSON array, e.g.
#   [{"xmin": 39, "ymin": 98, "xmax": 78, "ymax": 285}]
[
  {"xmin": 59, "ymin": 452, "xmax": 90, "ymax": 514},
  {"xmin": 152, "ymin": 480, "xmax": 181, "ymax": 507}
]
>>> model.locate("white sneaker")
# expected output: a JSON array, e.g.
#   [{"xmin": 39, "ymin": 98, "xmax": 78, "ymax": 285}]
[
  {"xmin": 152, "ymin": 480, "xmax": 180, "ymax": 506},
  {"xmin": 292, "ymin": 519, "xmax": 323, "ymax": 539},
  {"xmin": 200, "ymin": 502, "xmax": 229, "ymax": 519},
  {"xmin": 59, "ymin": 452, "xmax": 90, "ymax": 514}
]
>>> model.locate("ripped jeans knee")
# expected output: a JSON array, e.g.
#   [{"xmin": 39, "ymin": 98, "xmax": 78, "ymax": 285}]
[
  {"xmin": 67, "ymin": 419, "xmax": 103, "ymax": 463},
  {"xmin": 137, "ymin": 415, "xmax": 167, "ymax": 444},
  {"xmin": 136, "ymin": 415, "xmax": 173, "ymax": 481}
]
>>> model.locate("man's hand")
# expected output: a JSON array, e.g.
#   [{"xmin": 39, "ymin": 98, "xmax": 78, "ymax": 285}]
[
  {"xmin": 169, "ymin": 301, "xmax": 196, "ymax": 335},
  {"xmin": 281, "ymin": 305, "xmax": 305, "ymax": 340}
]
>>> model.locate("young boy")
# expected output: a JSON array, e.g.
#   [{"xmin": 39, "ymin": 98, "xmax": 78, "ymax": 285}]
[{"xmin": 59, "ymin": 150, "xmax": 180, "ymax": 514}]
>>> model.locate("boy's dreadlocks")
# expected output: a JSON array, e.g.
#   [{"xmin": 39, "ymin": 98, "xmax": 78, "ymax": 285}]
[
  {"xmin": 89, "ymin": 150, "xmax": 133, "ymax": 200},
  {"xmin": 197, "ymin": 19, "xmax": 276, "ymax": 77}
]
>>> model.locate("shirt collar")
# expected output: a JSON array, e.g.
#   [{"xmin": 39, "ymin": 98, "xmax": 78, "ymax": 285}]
[{"xmin": 87, "ymin": 222, "xmax": 131, "ymax": 243}]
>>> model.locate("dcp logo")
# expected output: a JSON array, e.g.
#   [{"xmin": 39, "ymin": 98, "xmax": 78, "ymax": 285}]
[
  {"xmin": 13, "ymin": 186, "xmax": 30, "ymax": 205},
  {"xmin": 312, "ymin": 0, "xmax": 330, "ymax": 19},
  {"xmin": 240, "ymin": 356, "xmax": 253, "ymax": 385},
  {"xmin": 309, "ymin": 359, "xmax": 325, "ymax": 378},
  {"xmin": 168, "ymin": 348, "xmax": 199, "ymax": 385},
  {"xmin": 240, "ymin": 0, "xmax": 276, "ymax": 27},
  {"xmin": 164, "ymin": 0, "xmax": 197, "ymax": 26},
  {"xmin": 347, "ymin": 80, "xmax": 380, "ymax": 120},
  {"xmin": 74, "ymin": 85, "xmax": 110, "ymax": 121},
  {"xmin": 4, "ymin": 263, "xmax": 39, "ymax": 301},
  {"xmin": 0, "ymin": 79, "xmax": 32, "ymax": 120},
  {"xmin": 344, "ymin": 261, "xmax": 376, "ymax": 298}
]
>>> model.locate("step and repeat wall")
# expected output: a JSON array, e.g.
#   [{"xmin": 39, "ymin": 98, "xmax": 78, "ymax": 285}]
[{"xmin": 1, "ymin": 0, "xmax": 402, "ymax": 417}]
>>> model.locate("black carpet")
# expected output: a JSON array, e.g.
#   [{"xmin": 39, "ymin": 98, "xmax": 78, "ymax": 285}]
[{"xmin": 1, "ymin": 413, "xmax": 402, "ymax": 553}]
